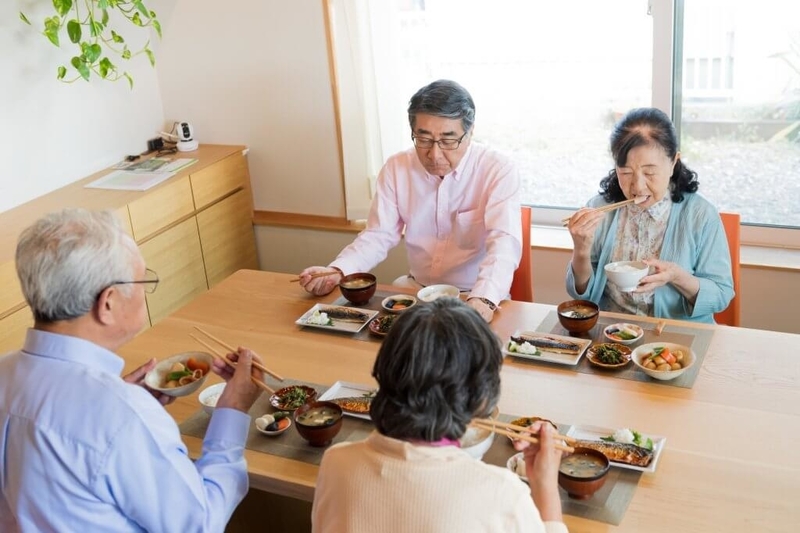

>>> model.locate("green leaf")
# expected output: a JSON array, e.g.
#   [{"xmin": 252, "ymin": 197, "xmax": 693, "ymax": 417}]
[
  {"xmin": 134, "ymin": 1, "xmax": 149, "ymax": 17},
  {"xmin": 99, "ymin": 57, "xmax": 113, "ymax": 78},
  {"xmin": 111, "ymin": 30, "xmax": 124, "ymax": 43},
  {"xmin": 144, "ymin": 47, "xmax": 155, "ymax": 67},
  {"xmin": 44, "ymin": 16, "xmax": 61, "ymax": 46},
  {"xmin": 124, "ymin": 72, "xmax": 133, "ymax": 89},
  {"xmin": 152, "ymin": 19, "xmax": 162, "ymax": 38},
  {"xmin": 90, "ymin": 21, "xmax": 103, "ymax": 37},
  {"xmin": 71, "ymin": 56, "xmax": 90, "ymax": 81},
  {"xmin": 98, "ymin": 0, "xmax": 109, "ymax": 8},
  {"xmin": 19, "ymin": 12, "xmax": 31, "ymax": 25},
  {"xmin": 57, "ymin": 65, "xmax": 67, "ymax": 79},
  {"xmin": 53, "ymin": 0, "xmax": 73, "ymax": 18},
  {"xmin": 122, "ymin": 46, "xmax": 131, "ymax": 60},
  {"xmin": 102, "ymin": 9, "xmax": 109, "ymax": 26},
  {"xmin": 67, "ymin": 19, "xmax": 81, "ymax": 43},
  {"xmin": 84, "ymin": 43, "xmax": 102, "ymax": 63},
  {"xmin": 132, "ymin": 12, "xmax": 142, "ymax": 26}
]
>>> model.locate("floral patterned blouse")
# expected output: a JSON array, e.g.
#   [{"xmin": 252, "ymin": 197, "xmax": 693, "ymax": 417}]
[{"xmin": 603, "ymin": 196, "xmax": 673, "ymax": 316}]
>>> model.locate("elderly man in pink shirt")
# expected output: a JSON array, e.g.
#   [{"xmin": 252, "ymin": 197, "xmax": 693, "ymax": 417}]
[{"xmin": 299, "ymin": 79, "xmax": 522, "ymax": 322}]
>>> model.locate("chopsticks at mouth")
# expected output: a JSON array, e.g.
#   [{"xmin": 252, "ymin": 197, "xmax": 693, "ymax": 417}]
[
  {"xmin": 470, "ymin": 419, "xmax": 575, "ymax": 453},
  {"xmin": 561, "ymin": 197, "xmax": 644, "ymax": 227},
  {"xmin": 289, "ymin": 270, "xmax": 341, "ymax": 283}
]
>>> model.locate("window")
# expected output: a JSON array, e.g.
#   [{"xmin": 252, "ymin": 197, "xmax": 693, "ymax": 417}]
[{"xmin": 328, "ymin": 0, "xmax": 799, "ymax": 243}]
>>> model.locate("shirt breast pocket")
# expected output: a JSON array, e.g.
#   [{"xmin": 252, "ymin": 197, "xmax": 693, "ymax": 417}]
[{"xmin": 454, "ymin": 209, "xmax": 485, "ymax": 250}]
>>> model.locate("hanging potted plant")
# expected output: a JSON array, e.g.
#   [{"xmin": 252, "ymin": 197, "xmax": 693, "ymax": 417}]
[{"xmin": 19, "ymin": 0, "xmax": 161, "ymax": 88}]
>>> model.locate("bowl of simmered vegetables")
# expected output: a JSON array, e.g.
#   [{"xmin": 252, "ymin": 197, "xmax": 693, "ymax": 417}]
[
  {"xmin": 381, "ymin": 294, "xmax": 417, "ymax": 313},
  {"xmin": 632, "ymin": 342, "xmax": 696, "ymax": 381}
]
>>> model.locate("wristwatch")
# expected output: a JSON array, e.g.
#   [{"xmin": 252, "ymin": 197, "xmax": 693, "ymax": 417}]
[{"xmin": 470, "ymin": 297, "xmax": 497, "ymax": 311}]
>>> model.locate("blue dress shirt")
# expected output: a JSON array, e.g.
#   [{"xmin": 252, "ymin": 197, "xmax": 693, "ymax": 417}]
[{"xmin": 0, "ymin": 329, "xmax": 251, "ymax": 532}]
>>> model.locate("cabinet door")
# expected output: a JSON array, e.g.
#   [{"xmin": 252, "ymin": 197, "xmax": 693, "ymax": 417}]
[
  {"xmin": 128, "ymin": 176, "xmax": 195, "ymax": 242},
  {"xmin": 0, "ymin": 305, "xmax": 33, "ymax": 356},
  {"xmin": 196, "ymin": 189, "xmax": 259, "ymax": 288},
  {"xmin": 190, "ymin": 152, "xmax": 249, "ymax": 210},
  {"xmin": 139, "ymin": 218, "xmax": 208, "ymax": 325}
]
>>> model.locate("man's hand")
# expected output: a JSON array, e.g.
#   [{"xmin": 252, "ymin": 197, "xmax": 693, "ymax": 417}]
[
  {"xmin": 298, "ymin": 266, "xmax": 342, "ymax": 296},
  {"xmin": 467, "ymin": 297, "xmax": 495, "ymax": 323},
  {"xmin": 122, "ymin": 358, "xmax": 175, "ymax": 406},
  {"xmin": 214, "ymin": 347, "xmax": 266, "ymax": 413}
]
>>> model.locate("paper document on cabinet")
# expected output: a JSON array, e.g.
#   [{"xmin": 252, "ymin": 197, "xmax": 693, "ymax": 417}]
[{"xmin": 84, "ymin": 170, "xmax": 177, "ymax": 191}]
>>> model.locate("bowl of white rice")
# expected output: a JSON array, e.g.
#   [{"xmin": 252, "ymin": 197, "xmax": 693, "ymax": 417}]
[
  {"xmin": 198, "ymin": 382, "xmax": 226, "ymax": 415},
  {"xmin": 604, "ymin": 261, "xmax": 649, "ymax": 292}
]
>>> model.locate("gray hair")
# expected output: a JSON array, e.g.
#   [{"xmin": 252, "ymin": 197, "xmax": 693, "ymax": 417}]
[
  {"xmin": 407, "ymin": 79, "xmax": 476, "ymax": 133},
  {"xmin": 15, "ymin": 208, "xmax": 140, "ymax": 323}
]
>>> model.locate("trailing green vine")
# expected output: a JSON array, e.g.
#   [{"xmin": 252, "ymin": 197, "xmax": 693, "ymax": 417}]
[{"xmin": 19, "ymin": 0, "xmax": 161, "ymax": 88}]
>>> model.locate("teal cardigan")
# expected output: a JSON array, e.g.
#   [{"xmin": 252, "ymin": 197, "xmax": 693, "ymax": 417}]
[{"xmin": 566, "ymin": 193, "xmax": 734, "ymax": 323}]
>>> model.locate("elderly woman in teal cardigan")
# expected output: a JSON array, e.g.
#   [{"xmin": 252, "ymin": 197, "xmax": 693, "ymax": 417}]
[{"xmin": 565, "ymin": 108, "xmax": 734, "ymax": 323}]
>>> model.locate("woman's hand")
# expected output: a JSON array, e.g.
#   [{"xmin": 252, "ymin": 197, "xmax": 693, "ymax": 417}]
[
  {"xmin": 512, "ymin": 421, "xmax": 564, "ymax": 522},
  {"xmin": 298, "ymin": 266, "xmax": 341, "ymax": 296},
  {"xmin": 122, "ymin": 358, "xmax": 175, "ymax": 406},
  {"xmin": 566, "ymin": 208, "xmax": 605, "ymax": 254},
  {"xmin": 638, "ymin": 259, "xmax": 700, "ymax": 304}
]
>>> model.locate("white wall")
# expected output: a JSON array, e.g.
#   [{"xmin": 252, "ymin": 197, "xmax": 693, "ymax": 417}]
[
  {"xmin": 154, "ymin": 0, "xmax": 344, "ymax": 217},
  {"xmin": 0, "ymin": 1, "xmax": 165, "ymax": 213}
]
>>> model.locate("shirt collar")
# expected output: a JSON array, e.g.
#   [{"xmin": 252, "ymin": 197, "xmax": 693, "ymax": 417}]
[{"xmin": 22, "ymin": 328, "xmax": 126, "ymax": 376}]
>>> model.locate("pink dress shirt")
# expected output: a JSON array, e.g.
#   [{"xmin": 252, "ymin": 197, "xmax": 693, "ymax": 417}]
[{"xmin": 331, "ymin": 143, "xmax": 522, "ymax": 305}]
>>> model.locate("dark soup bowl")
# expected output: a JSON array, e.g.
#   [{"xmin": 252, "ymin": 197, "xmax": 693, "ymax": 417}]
[
  {"xmin": 294, "ymin": 401, "xmax": 344, "ymax": 447},
  {"xmin": 557, "ymin": 299, "xmax": 599, "ymax": 335},
  {"xmin": 557, "ymin": 447, "xmax": 610, "ymax": 500},
  {"xmin": 338, "ymin": 273, "xmax": 377, "ymax": 305}
]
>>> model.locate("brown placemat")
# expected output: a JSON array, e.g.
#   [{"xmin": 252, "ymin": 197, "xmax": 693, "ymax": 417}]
[
  {"xmin": 179, "ymin": 379, "xmax": 374, "ymax": 465},
  {"xmin": 482, "ymin": 415, "xmax": 641, "ymax": 526},
  {"xmin": 521, "ymin": 311, "xmax": 713, "ymax": 388}
]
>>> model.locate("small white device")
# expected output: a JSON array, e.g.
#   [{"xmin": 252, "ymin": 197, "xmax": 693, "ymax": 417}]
[{"xmin": 175, "ymin": 121, "xmax": 199, "ymax": 152}]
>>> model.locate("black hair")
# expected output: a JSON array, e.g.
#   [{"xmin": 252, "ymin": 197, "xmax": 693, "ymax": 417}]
[
  {"xmin": 370, "ymin": 298, "xmax": 501, "ymax": 441},
  {"xmin": 599, "ymin": 107, "xmax": 699, "ymax": 203},
  {"xmin": 407, "ymin": 79, "xmax": 476, "ymax": 134}
]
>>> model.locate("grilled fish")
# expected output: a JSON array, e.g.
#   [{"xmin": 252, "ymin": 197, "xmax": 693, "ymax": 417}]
[
  {"xmin": 510, "ymin": 334, "xmax": 582, "ymax": 355},
  {"xmin": 573, "ymin": 439, "xmax": 654, "ymax": 467},
  {"xmin": 324, "ymin": 306, "xmax": 370, "ymax": 323},
  {"xmin": 330, "ymin": 396, "xmax": 372, "ymax": 414}
]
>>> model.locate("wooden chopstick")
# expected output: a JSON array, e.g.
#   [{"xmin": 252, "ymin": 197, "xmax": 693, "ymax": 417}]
[
  {"xmin": 193, "ymin": 326, "xmax": 284, "ymax": 382},
  {"xmin": 470, "ymin": 421, "xmax": 574, "ymax": 453},
  {"xmin": 473, "ymin": 418, "xmax": 577, "ymax": 444},
  {"xmin": 190, "ymin": 334, "xmax": 275, "ymax": 394},
  {"xmin": 289, "ymin": 270, "xmax": 340, "ymax": 283},
  {"xmin": 561, "ymin": 198, "xmax": 639, "ymax": 226}
]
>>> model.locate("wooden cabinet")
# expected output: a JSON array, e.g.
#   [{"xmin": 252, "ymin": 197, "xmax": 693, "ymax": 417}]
[{"xmin": 0, "ymin": 144, "xmax": 258, "ymax": 348}]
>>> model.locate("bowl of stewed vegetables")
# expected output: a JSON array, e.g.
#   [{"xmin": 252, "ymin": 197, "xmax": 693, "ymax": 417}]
[{"xmin": 632, "ymin": 342, "xmax": 696, "ymax": 381}]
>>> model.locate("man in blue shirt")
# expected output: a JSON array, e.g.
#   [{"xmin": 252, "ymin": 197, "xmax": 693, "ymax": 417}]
[{"xmin": 0, "ymin": 208, "xmax": 265, "ymax": 532}]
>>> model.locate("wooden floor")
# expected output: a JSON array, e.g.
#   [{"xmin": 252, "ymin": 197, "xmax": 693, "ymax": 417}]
[{"xmin": 227, "ymin": 489, "xmax": 312, "ymax": 533}]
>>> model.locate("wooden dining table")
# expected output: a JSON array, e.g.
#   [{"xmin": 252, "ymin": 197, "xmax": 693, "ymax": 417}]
[{"xmin": 117, "ymin": 269, "xmax": 800, "ymax": 532}]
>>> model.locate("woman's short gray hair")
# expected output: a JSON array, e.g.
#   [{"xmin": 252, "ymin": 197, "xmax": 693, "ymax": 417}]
[
  {"xmin": 15, "ymin": 208, "xmax": 140, "ymax": 322},
  {"xmin": 407, "ymin": 79, "xmax": 476, "ymax": 133}
]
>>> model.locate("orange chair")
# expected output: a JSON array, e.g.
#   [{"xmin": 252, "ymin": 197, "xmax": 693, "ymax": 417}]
[
  {"xmin": 510, "ymin": 206, "xmax": 533, "ymax": 302},
  {"xmin": 714, "ymin": 212, "xmax": 741, "ymax": 326}
]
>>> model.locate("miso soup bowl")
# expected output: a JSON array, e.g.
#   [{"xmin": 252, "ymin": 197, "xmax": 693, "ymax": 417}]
[
  {"xmin": 294, "ymin": 401, "xmax": 344, "ymax": 447},
  {"xmin": 556, "ymin": 299, "xmax": 599, "ymax": 335},
  {"xmin": 338, "ymin": 273, "xmax": 377, "ymax": 305},
  {"xmin": 558, "ymin": 447, "xmax": 610, "ymax": 500}
]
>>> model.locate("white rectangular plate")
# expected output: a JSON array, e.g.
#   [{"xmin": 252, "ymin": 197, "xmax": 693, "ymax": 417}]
[
  {"xmin": 295, "ymin": 304, "xmax": 378, "ymax": 334},
  {"xmin": 565, "ymin": 424, "xmax": 666, "ymax": 473},
  {"xmin": 317, "ymin": 381, "xmax": 376, "ymax": 420},
  {"xmin": 502, "ymin": 331, "xmax": 591, "ymax": 366}
]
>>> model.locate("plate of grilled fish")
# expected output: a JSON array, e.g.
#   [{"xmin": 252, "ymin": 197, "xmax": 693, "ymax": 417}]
[
  {"xmin": 317, "ymin": 381, "xmax": 377, "ymax": 420},
  {"xmin": 565, "ymin": 425, "xmax": 666, "ymax": 473},
  {"xmin": 503, "ymin": 331, "xmax": 592, "ymax": 366},
  {"xmin": 295, "ymin": 304, "xmax": 379, "ymax": 334}
]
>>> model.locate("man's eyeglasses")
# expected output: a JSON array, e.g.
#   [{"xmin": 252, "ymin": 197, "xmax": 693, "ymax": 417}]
[
  {"xmin": 106, "ymin": 268, "xmax": 160, "ymax": 294},
  {"xmin": 411, "ymin": 130, "xmax": 469, "ymax": 150}
]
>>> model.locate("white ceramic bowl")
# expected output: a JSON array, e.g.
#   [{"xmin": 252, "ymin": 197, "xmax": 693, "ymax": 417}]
[
  {"xmin": 381, "ymin": 294, "xmax": 418, "ymax": 313},
  {"xmin": 632, "ymin": 342, "xmax": 696, "ymax": 381},
  {"xmin": 416, "ymin": 284, "xmax": 460, "ymax": 302},
  {"xmin": 254, "ymin": 414, "xmax": 292, "ymax": 436},
  {"xmin": 144, "ymin": 351, "xmax": 213, "ymax": 397},
  {"xmin": 460, "ymin": 426, "xmax": 495, "ymax": 460},
  {"xmin": 603, "ymin": 323, "xmax": 645, "ymax": 345},
  {"xmin": 198, "ymin": 382, "xmax": 226, "ymax": 415},
  {"xmin": 506, "ymin": 452, "xmax": 528, "ymax": 481},
  {"xmin": 604, "ymin": 261, "xmax": 649, "ymax": 292}
]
